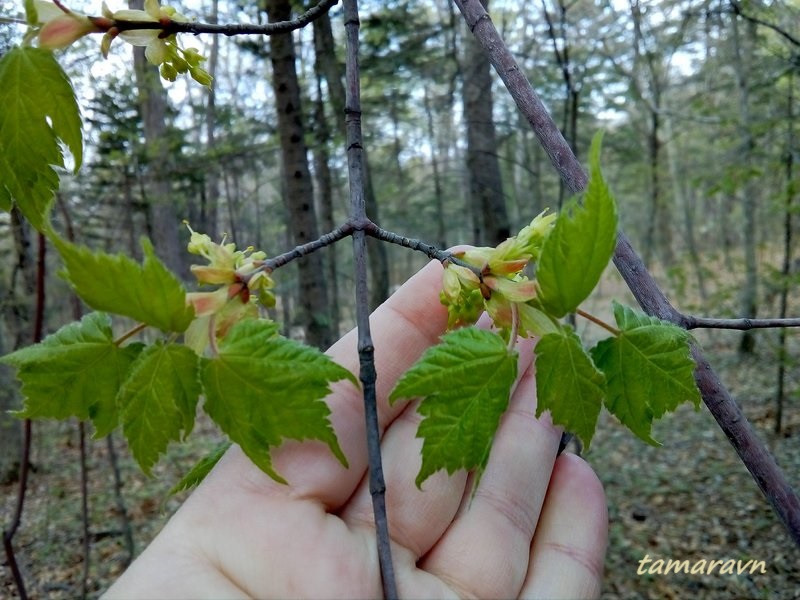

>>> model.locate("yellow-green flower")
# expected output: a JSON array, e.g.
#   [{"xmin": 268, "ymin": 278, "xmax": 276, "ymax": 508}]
[{"xmin": 440, "ymin": 212, "xmax": 557, "ymax": 335}]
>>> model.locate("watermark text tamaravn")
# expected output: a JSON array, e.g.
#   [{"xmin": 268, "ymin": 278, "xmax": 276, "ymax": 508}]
[{"xmin": 637, "ymin": 554, "xmax": 767, "ymax": 576}]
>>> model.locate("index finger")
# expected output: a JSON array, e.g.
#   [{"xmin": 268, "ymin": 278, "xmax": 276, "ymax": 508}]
[{"xmin": 198, "ymin": 259, "xmax": 450, "ymax": 509}]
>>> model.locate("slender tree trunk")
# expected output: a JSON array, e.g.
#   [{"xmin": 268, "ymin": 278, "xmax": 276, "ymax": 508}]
[
  {"xmin": 731, "ymin": 15, "xmax": 759, "ymax": 354},
  {"xmin": 0, "ymin": 326, "xmax": 21, "ymax": 484},
  {"xmin": 423, "ymin": 87, "xmax": 447, "ymax": 249},
  {"xmin": 628, "ymin": 0, "xmax": 673, "ymax": 268},
  {"xmin": 664, "ymin": 113, "xmax": 707, "ymax": 301},
  {"xmin": 267, "ymin": 0, "xmax": 333, "ymax": 349},
  {"xmin": 1, "ymin": 209, "xmax": 35, "ymax": 482},
  {"xmin": 130, "ymin": 0, "xmax": 184, "ymax": 277},
  {"xmin": 775, "ymin": 74, "xmax": 795, "ymax": 433},
  {"xmin": 313, "ymin": 12, "xmax": 389, "ymax": 309},
  {"xmin": 541, "ymin": 0, "xmax": 579, "ymax": 209},
  {"xmin": 312, "ymin": 32, "xmax": 340, "ymax": 338},
  {"xmin": 202, "ymin": 0, "xmax": 220, "ymax": 239},
  {"xmin": 462, "ymin": 0, "xmax": 509, "ymax": 245}
]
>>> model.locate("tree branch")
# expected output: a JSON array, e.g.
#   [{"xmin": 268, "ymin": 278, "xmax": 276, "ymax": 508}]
[
  {"xmin": 684, "ymin": 316, "xmax": 800, "ymax": 330},
  {"xmin": 728, "ymin": 1, "xmax": 800, "ymax": 49},
  {"xmin": 452, "ymin": 0, "xmax": 800, "ymax": 547},
  {"xmin": 255, "ymin": 219, "xmax": 485, "ymax": 283},
  {"xmin": 342, "ymin": 1, "xmax": 398, "ymax": 597},
  {"xmin": 261, "ymin": 220, "xmax": 356, "ymax": 272},
  {"xmin": 106, "ymin": 0, "xmax": 339, "ymax": 37}
]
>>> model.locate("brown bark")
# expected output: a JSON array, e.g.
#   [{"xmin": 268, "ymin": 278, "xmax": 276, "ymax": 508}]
[
  {"xmin": 202, "ymin": 0, "xmax": 220, "ymax": 239},
  {"xmin": 0, "ymin": 329, "xmax": 21, "ymax": 484},
  {"xmin": 775, "ymin": 74, "xmax": 795, "ymax": 433},
  {"xmin": 731, "ymin": 14, "xmax": 759, "ymax": 354},
  {"xmin": 312, "ymin": 27, "xmax": 340, "ymax": 338},
  {"xmin": 462, "ymin": 0, "xmax": 509, "ymax": 245},
  {"xmin": 1, "ymin": 210, "xmax": 35, "ymax": 483},
  {"xmin": 267, "ymin": 0, "xmax": 333, "ymax": 349},
  {"xmin": 313, "ymin": 11, "xmax": 388, "ymax": 309},
  {"xmin": 130, "ymin": 0, "xmax": 185, "ymax": 277}
]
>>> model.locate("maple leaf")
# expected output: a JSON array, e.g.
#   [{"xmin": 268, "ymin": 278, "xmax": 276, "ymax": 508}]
[
  {"xmin": 591, "ymin": 302, "xmax": 700, "ymax": 445},
  {"xmin": 535, "ymin": 327, "xmax": 605, "ymax": 449},
  {"xmin": 390, "ymin": 327, "xmax": 517, "ymax": 488},
  {"xmin": 536, "ymin": 133, "xmax": 618, "ymax": 317},
  {"xmin": 201, "ymin": 319, "xmax": 355, "ymax": 483},
  {"xmin": 117, "ymin": 342, "xmax": 201, "ymax": 475},
  {"xmin": 53, "ymin": 235, "xmax": 194, "ymax": 333},
  {"xmin": 0, "ymin": 47, "xmax": 82, "ymax": 230},
  {"xmin": 1, "ymin": 312, "xmax": 142, "ymax": 436}
]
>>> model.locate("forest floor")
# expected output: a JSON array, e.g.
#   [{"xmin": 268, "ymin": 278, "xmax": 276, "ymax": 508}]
[{"xmin": 2, "ymin": 267, "xmax": 800, "ymax": 599}]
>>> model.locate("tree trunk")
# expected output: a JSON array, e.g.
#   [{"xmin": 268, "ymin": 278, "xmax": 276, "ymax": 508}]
[
  {"xmin": 775, "ymin": 73, "xmax": 795, "ymax": 433},
  {"xmin": 0, "ymin": 208, "xmax": 36, "ymax": 484},
  {"xmin": 0, "ymin": 329, "xmax": 21, "ymax": 484},
  {"xmin": 541, "ymin": 0, "xmax": 580, "ymax": 209},
  {"xmin": 130, "ymin": 0, "xmax": 185, "ymax": 277},
  {"xmin": 664, "ymin": 113, "xmax": 707, "ymax": 302},
  {"xmin": 312, "ymin": 30, "xmax": 340, "ymax": 338},
  {"xmin": 313, "ymin": 12, "xmax": 389, "ymax": 309},
  {"xmin": 267, "ymin": 0, "xmax": 333, "ymax": 349},
  {"xmin": 731, "ymin": 15, "xmax": 758, "ymax": 354},
  {"xmin": 462, "ymin": 0, "xmax": 509, "ymax": 245},
  {"xmin": 202, "ymin": 0, "xmax": 220, "ymax": 239},
  {"xmin": 423, "ymin": 86, "xmax": 447, "ymax": 249}
]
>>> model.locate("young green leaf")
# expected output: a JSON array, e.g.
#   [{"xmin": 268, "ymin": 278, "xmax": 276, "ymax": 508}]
[
  {"xmin": 0, "ymin": 47, "xmax": 82, "ymax": 230},
  {"xmin": 200, "ymin": 319, "xmax": 356, "ymax": 484},
  {"xmin": 117, "ymin": 342, "xmax": 201, "ymax": 475},
  {"xmin": 590, "ymin": 301, "xmax": 700, "ymax": 445},
  {"xmin": 168, "ymin": 441, "xmax": 232, "ymax": 496},
  {"xmin": 53, "ymin": 235, "xmax": 195, "ymax": 333},
  {"xmin": 1, "ymin": 312, "xmax": 142, "ymax": 435},
  {"xmin": 535, "ymin": 327, "xmax": 605, "ymax": 448},
  {"xmin": 536, "ymin": 133, "xmax": 618, "ymax": 317},
  {"xmin": 389, "ymin": 327, "xmax": 517, "ymax": 488}
]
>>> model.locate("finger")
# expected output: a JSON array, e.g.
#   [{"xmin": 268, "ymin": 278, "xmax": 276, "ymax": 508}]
[
  {"xmin": 419, "ymin": 360, "xmax": 563, "ymax": 599},
  {"xmin": 521, "ymin": 453, "xmax": 608, "ymax": 599},
  {"xmin": 197, "ymin": 259, "xmax": 450, "ymax": 509},
  {"xmin": 338, "ymin": 399, "xmax": 469, "ymax": 558}
]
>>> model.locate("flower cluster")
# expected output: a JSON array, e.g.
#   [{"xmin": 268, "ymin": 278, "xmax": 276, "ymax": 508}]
[
  {"xmin": 440, "ymin": 210, "xmax": 558, "ymax": 338},
  {"xmin": 101, "ymin": 0, "xmax": 212, "ymax": 84},
  {"xmin": 184, "ymin": 225, "xmax": 275, "ymax": 353},
  {"xmin": 32, "ymin": 0, "xmax": 211, "ymax": 86}
]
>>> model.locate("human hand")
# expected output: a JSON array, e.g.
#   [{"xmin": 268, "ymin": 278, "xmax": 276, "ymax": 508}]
[{"xmin": 104, "ymin": 259, "xmax": 607, "ymax": 599}]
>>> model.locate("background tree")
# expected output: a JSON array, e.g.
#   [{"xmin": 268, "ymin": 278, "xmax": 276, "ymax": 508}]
[{"xmin": 266, "ymin": 0, "xmax": 334, "ymax": 348}]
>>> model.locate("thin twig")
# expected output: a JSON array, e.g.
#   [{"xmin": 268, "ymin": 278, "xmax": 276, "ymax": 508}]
[
  {"xmin": 576, "ymin": 308, "xmax": 620, "ymax": 336},
  {"xmin": 683, "ymin": 315, "xmax": 800, "ymax": 330},
  {"xmin": 252, "ymin": 218, "xmax": 486, "ymax": 284},
  {"xmin": 728, "ymin": 1, "xmax": 800, "ymax": 48},
  {"xmin": 2, "ymin": 420, "xmax": 30, "ymax": 600},
  {"xmin": 507, "ymin": 303, "xmax": 520, "ymax": 352},
  {"xmin": 103, "ymin": 0, "xmax": 339, "ymax": 37},
  {"xmin": 106, "ymin": 434, "xmax": 135, "ymax": 566},
  {"xmin": 342, "ymin": 0, "xmax": 397, "ymax": 597},
  {"xmin": 260, "ymin": 220, "xmax": 356, "ymax": 272},
  {"xmin": 362, "ymin": 223, "xmax": 485, "ymax": 280},
  {"xmin": 453, "ymin": 0, "xmax": 800, "ymax": 547},
  {"xmin": 114, "ymin": 322, "xmax": 147, "ymax": 346}
]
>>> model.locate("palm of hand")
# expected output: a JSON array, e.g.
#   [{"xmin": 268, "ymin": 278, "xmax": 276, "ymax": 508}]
[{"xmin": 105, "ymin": 261, "xmax": 607, "ymax": 599}]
